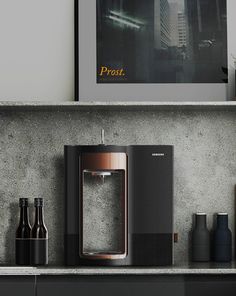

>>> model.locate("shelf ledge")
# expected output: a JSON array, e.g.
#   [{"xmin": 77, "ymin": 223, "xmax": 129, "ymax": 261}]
[{"xmin": 0, "ymin": 101, "xmax": 235, "ymax": 111}]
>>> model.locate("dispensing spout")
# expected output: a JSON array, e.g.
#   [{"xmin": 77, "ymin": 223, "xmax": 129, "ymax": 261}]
[{"xmin": 101, "ymin": 129, "xmax": 105, "ymax": 145}]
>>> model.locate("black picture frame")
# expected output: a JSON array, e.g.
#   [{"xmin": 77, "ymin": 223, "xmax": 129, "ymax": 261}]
[{"xmin": 75, "ymin": 0, "xmax": 79, "ymax": 101}]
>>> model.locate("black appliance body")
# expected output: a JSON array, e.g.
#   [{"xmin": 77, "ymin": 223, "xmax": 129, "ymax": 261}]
[{"xmin": 65, "ymin": 145, "xmax": 173, "ymax": 266}]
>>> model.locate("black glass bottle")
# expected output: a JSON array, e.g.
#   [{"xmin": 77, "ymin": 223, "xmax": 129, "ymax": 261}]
[
  {"xmin": 31, "ymin": 198, "xmax": 48, "ymax": 265},
  {"xmin": 213, "ymin": 213, "xmax": 232, "ymax": 262},
  {"xmin": 15, "ymin": 198, "xmax": 31, "ymax": 265},
  {"xmin": 191, "ymin": 213, "xmax": 210, "ymax": 262}
]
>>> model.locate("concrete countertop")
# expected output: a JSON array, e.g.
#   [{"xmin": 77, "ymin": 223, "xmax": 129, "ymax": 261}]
[{"xmin": 0, "ymin": 264, "xmax": 236, "ymax": 275}]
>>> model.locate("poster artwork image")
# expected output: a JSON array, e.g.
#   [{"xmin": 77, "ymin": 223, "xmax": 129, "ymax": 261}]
[{"xmin": 97, "ymin": 0, "xmax": 228, "ymax": 84}]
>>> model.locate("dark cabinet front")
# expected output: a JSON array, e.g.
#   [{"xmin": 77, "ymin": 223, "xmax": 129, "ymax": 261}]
[
  {"xmin": 1, "ymin": 274, "xmax": 236, "ymax": 296},
  {"xmin": 0, "ymin": 276, "xmax": 35, "ymax": 296},
  {"xmin": 37, "ymin": 276, "xmax": 184, "ymax": 296},
  {"xmin": 37, "ymin": 275, "xmax": 236, "ymax": 296},
  {"xmin": 185, "ymin": 276, "xmax": 236, "ymax": 296}
]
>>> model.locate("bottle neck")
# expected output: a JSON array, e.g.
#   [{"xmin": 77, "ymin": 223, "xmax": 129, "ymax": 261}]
[
  {"xmin": 195, "ymin": 215, "xmax": 207, "ymax": 229},
  {"xmin": 34, "ymin": 206, "xmax": 44, "ymax": 225},
  {"xmin": 19, "ymin": 206, "xmax": 30, "ymax": 225},
  {"xmin": 217, "ymin": 215, "xmax": 228, "ymax": 229}
]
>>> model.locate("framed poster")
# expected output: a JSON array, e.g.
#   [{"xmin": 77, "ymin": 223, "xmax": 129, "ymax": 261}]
[{"xmin": 75, "ymin": 0, "xmax": 228, "ymax": 101}]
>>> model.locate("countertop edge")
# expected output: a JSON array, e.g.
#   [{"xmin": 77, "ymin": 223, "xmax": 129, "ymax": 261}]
[{"xmin": 0, "ymin": 267, "xmax": 236, "ymax": 276}]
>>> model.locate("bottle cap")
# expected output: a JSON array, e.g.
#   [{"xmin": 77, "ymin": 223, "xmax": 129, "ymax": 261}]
[
  {"xmin": 217, "ymin": 212, "xmax": 228, "ymax": 216},
  {"xmin": 19, "ymin": 198, "xmax": 28, "ymax": 207},
  {"xmin": 34, "ymin": 198, "xmax": 43, "ymax": 207},
  {"xmin": 195, "ymin": 212, "xmax": 206, "ymax": 215}
]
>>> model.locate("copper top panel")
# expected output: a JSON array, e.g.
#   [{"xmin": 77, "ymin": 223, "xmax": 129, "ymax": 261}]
[{"xmin": 81, "ymin": 152, "xmax": 127, "ymax": 171}]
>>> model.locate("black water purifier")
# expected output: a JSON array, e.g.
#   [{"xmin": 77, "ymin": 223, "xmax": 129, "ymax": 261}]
[{"xmin": 64, "ymin": 144, "xmax": 173, "ymax": 266}]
